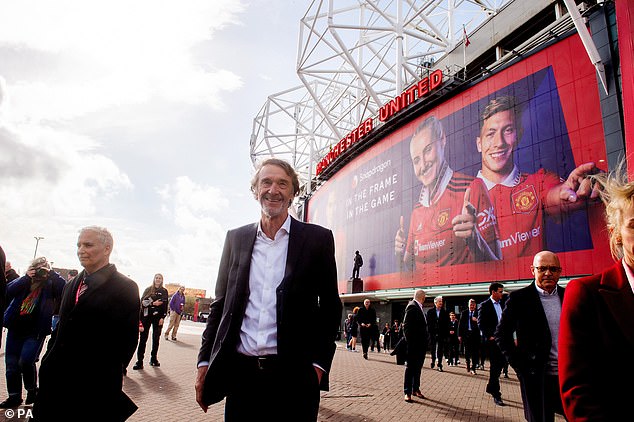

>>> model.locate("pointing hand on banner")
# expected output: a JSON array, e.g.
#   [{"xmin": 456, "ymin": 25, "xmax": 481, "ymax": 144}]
[
  {"xmin": 558, "ymin": 162, "xmax": 602, "ymax": 204},
  {"xmin": 453, "ymin": 187, "xmax": 477, "ymax": 239}
]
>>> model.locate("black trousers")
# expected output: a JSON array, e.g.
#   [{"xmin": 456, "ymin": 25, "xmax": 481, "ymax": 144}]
[
  {"xmin": 224, "ymin": 354, "xmax": 320, "ymax": 421},
  {"xmin": 360, "ymin": 327, "xmax": 372, "ymax": 354},
  {"xmin": 463, "ymin": 332, "xmax": 480, "ymax": 371},
  {"xmin": 447, "ymin": 336, "xmax": 459, "ymax": 364},
  {"xmin": 518, "ymin": 372, "xmax": 566, "ymax": 422},
  {"xmin": 485, "ymin": 338, "xmax": 505, "ymax": 399},
  {"xmin": 137, "ymin": 314, "xmax": 163, "ymax": 362},
  {"xmin": 403, "ymin": 354, "xmax": 425, "ymax": 394}
]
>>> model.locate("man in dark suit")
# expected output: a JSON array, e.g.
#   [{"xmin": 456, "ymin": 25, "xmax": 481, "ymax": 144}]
[
  {"xmin": 426, "ymin": 295, "xmax": 449, "ymax": 371},
  {"xmin": 496, "ymin": 251, "xmax": 566, "ymax": 421},
  {"xmin": 33, "ymin": 226, "xmax": 140, "ymax": 421},
  {"xmin": 458, "ymin": 298, "xmax": 480, "ymax": 375},
  {"xmin": 478, "ymin": 282, "xmax": 506, "ymax": 406},
  {"xmin": 356, "ymin": 298, "xmax": 377, "ymax": 359},
  {"xmin": 195, "ymin": 158, "xmax": 342, "ymax": 421},
  {"xmin": 402, "ymin": 289, "xmax": 429, "ymax": 402}
]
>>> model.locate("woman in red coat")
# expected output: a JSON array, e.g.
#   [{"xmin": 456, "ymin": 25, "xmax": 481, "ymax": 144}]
[{"xmin": 559, "ymin": 167, "xmax": 634, "ymax": 421}]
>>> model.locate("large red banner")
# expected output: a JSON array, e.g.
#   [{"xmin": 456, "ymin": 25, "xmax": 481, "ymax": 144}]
[{"xmin": 307, "ymin": 34, "xmax": 612, "ymax": 294}]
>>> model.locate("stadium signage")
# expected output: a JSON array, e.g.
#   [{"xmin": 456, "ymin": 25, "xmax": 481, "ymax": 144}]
[{"xmin": 316, "ymin": 69, "xmax": 444, "ymax": 176}]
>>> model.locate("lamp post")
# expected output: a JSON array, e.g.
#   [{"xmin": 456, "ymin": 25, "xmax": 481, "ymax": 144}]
[{"xmin": 33, "ymin": 236, "xmax": 44, "ymax": 258}]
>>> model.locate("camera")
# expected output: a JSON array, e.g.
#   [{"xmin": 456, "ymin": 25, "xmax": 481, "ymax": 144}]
[{"xmin": 34, "ymin": 267, "xmax": 49, "ymax": 278}]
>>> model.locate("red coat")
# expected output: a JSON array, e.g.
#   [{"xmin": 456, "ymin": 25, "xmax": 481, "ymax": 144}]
[{"xmin": 558, "ymin": 260, "xmax": 634, "ymax": 421}]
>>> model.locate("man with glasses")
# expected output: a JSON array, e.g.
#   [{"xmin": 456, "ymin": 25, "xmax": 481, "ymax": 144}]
[
  {"xmin": 495, "ymin": 250, "xmax": 566, "ymax": 421},
  {"xmin": 395, "ymin": 115, "xmax": 500, "ymax": 269},
  {"xmin": 475, "ymin": 96, "xmax": 600, "ymax": 259}
]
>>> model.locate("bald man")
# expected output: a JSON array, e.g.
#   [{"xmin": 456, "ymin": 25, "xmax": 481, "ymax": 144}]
[{"xmin": 495, "ymin": 251, "xmax": 566, "ymax": 421}]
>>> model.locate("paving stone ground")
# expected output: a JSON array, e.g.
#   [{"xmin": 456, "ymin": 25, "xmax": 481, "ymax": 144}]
[{"xmin": 0, "ymin": 320, "xmax": 566, "ymax": 421}]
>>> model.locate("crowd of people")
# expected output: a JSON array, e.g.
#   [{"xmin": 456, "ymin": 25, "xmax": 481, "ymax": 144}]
[
  {"xmin": 0, "ymin": 230, "xmax": 188, "ymax": 420},
  {"xmin": 0, "ymin": 154, "xmax": 632, "ymax": 422}
]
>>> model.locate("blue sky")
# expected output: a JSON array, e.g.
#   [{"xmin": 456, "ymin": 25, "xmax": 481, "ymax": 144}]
[{"xmin": 0, "ymin": 0, "xmax": 309, "ymax": 294}]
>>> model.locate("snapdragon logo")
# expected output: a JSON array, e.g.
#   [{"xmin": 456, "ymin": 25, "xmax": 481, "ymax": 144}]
[{"xmin": 358, "ymin": 160, "xmax": 392, "ymax": 182}]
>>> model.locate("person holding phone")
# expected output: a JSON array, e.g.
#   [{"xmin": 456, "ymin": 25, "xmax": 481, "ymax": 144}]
[{"xmin": 133, "ymin": 273, "xmax": 168, "ymax": 369}]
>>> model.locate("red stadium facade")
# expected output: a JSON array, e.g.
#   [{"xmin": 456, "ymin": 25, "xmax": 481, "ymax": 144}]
[{"xmin": 306, "ymin": 3, "xmax": 628, "ymax": 307}]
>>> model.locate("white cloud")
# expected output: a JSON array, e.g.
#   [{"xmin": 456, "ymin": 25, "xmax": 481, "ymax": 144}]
[
  {"xmin": 0, "ymin": 0, "xmax": 301, "ymax": 295},
  {"xmin": 0, "ymin": 0, "xmax": 245, "ymax": 122},
  {"xmin": 148, "ymin": 176, "xmax": 230, "ymax": 291}
]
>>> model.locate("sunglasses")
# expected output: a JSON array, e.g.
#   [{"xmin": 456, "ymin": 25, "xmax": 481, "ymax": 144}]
[{"xmin": 532, "ymin": 266, "xmax": 562, "ymax": 273}]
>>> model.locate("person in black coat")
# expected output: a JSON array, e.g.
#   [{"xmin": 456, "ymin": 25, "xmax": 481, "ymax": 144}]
[
  {"xmin": 478, "ymin": 282, "xmax": 506, "ymax": 406},
  {"xmin": 32, "ymin": 226, "xmax": 140, "ymax": 421},
  {"xmin": 447, "ymin": 311, "xmax": 460, "ymax": 366},
  {"xmin": 496, "ymin": 251, "xmax": 566, "ymax": 421},
  {"xmin": 426, "ymin": 295, "xmax": 449, "ymax": 371},
  {"xmin": 133, "ymin": 273, "xmax": 168, "ymax": 369},
  {"xmin": 458, "ymin": 298, "xmax": 480, "ymax": 375},
  {"xmin": 402, "ymin": 289, "xmax": 429, "ymax": 402},
  {"xmin": 357, "ymin": 298, "xmax": 378, "ymax": 359}
]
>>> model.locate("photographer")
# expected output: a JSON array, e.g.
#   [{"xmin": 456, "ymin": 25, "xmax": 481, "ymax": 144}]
[
  {"xmin": 0, "ymin": 257, "xmax": 65, "ymax": 408},
  {"xmin": 133, "ymin": 273, "xmax": 168, "ymax": 369}
]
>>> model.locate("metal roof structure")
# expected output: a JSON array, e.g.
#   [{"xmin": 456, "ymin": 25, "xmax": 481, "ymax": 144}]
[{"xmin": 250, "ymin": 0, "xmax": 511, "ymax": 196}]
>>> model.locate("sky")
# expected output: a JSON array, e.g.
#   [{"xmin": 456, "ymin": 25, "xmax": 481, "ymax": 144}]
[{"xmin": 0, "ymin": 0, "xmax": 310, "ymax": 295}]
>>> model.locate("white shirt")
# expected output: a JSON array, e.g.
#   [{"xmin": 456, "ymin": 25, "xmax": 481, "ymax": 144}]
[
  {"xmin": 492, "ymin": 297, "xmax": 502, "ymax": 322},
  {"xmin": 477, "ymin": 165, "xmax": 521, "ymax": 190},
  {"xmin": 237, "ymin": 215, "xmax": 291, "ymax": 356}
]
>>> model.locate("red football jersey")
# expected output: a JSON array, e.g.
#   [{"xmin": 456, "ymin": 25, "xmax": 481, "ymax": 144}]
[
  {"xmin": 486, "ymin": 169, "xmax": 560, "ymax": 258},
  {"xmin": 405, "ymin": 172, "xmax": 498, "ymax": 266}
]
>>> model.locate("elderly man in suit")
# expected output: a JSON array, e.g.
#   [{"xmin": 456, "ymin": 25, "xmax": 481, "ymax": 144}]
[
  {"xmin": 496, "ymin": 251, "xmax": 566, "ymax": 421},
  {"xmin": 195, "ymin": 158, "xmax": 342, "ymax": 421},
  {"xmin": 426, "ymin": 295, "xmax": 449, "ymax": 372},
  {"xmin": 356, "ymin": 298, "xmax": 378, "ymax": 359},
  {"xmin": 402, "ymin": 289, "xmax": 429, "ymax": 402},
  {"xmin": 32, "ymin": 226, "xmax": 140, "ymax": 421},
  {"xmin": 478, "ymin": 282, "xmax": 506, "ymax": 406}
]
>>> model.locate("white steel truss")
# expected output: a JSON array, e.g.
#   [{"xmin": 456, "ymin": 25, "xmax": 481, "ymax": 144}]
[{"xmin": 250, "ymin": 0, "xmax": 510, "ymax": 195}]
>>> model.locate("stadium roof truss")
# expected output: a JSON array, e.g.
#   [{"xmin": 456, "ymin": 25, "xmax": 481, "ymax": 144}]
[{"xmin": 250, "ymin": 0, "xmax": 512, "ymax": 197}]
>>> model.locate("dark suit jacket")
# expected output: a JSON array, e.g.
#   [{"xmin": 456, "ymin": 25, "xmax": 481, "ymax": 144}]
[
  {"xmin": 426, "ymin": 307, "xmax": 449, "ymax": 339},
  {"xmin": 34, "ymin": 264, "xmax": 140, "ymax": 421},
  {"xmin": 198, "ymin": 217, "xmax": 342, "ymax": 406},
  {"xmin": 477, "ymin": 297, "xmax": 501, "ymax": 339},
  {"xmin": 458, "ymin": 309, "xmax": 480, "ymax": 339},
  {"xmin": 495, "ymin": 282, "xmax": 565, "ymax": 376},
  {"xmin": 402, "ymin": 300, "xmax": 428, "ymax": 363},
  {"xmin": 559, "ymin": 260, "xmax": 634, "ymax": 421},
  {"xmin": 356, "ymin": 304, "xmax": 377, "ymax": 336}
]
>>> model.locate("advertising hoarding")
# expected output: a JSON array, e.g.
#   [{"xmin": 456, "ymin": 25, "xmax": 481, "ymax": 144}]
[{"xmin": 307, "ymin": 34, "xmax": 613, "ymax": 294}]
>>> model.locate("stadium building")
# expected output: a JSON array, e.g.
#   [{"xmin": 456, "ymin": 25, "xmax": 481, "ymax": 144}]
[{"xmin": 250, "ymin": 0, "xmax": 632, "ymax": 322}]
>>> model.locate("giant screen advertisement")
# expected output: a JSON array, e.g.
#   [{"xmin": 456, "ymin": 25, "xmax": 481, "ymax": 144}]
[{"xmin": 307, "ymin": 34, "xmax": 613, "ymax": 294}]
